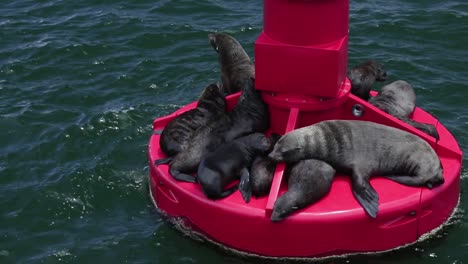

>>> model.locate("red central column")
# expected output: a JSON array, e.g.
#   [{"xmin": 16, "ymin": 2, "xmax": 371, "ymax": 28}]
[{"xmin": 255, "ymin": 0, "xmax": 349, "ymax": 99}]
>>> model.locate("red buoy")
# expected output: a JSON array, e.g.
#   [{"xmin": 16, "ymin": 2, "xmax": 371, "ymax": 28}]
[{"xmin": 148, "ymin": 0, "xmax": 462, "ymax": 258}]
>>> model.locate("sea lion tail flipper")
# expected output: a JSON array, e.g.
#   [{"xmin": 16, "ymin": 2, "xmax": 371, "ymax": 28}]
[
  {"xmin": 351, "ymin": 174, "xmax": 379, "ymax": 218},
  {"xmin": 169, "ymin": 168, "xmax": 197, "ymax": 183},
  {"xmin": 239, "ymin": 168, "xmax": 252, "ymax": 203},
  {"xmin": 154, "ymin": 157, "xmax": 173, "ymax": 165},
  {"xmin": 152, "ymin": 129, "xmax": 163, "ymax": 135},
  {"xmin": 220, "ymin": 183, "xmax": 239, "ymax": 198}
]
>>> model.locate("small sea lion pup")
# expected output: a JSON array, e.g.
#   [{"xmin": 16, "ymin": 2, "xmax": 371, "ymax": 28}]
[
  {"xmin": 348, "ymin": 60, "xmax": 387, "ymax": 100},
  {"xmin": 268, "ymin": 120, "xmax": 444, "ymax": 218},
  {"xmin": 158, "ymin": 83, "xmax": 226, "ymax": 156},
  {"xmin": 197, "ymin": 133, "xmax": 272, "ymax": 202},
  {"xmin": 271, "ymin": 159, "xmax": 336, "ymax": 222},
  {"xmin": 249, "ymin": 133, "xmax": 282, "ymax": 198},
  {"xmin": 156, "ymin": 78, "xmax": 269, "ymax": 183},
  {"xmin": 209, "ymin": 33, "xmax": 255, "ymax": 95},
  {"xmin": 369, "ymin": 80, "xmax": 440, "ymax": 139}
]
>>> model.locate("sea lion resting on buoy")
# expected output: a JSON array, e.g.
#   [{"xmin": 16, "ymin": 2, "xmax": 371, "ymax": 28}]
[
  {"xmin": 209, "ymin": 33, "xmax": 255, "ymax": 95},
  {"xmin": 271, "ymin": 159, "xmax": 336, "ymax": 222},
  {"xmin": 249, "ymin": 133, "xmax": 281, "ymax": 198},
  {"xmin": 369, "ymin": 80, "xmax": 439, "ymax": 139},
  {"xmin": 268, "ymin": 120, "xmax": 444, "ymax": 218},
  {"xmin": 156, "ymin": 78, "xmax": 269, "ymax": 183},
  {"xmin": 159, "ymin": 83, "xmax": 226, "ymax": 156},
  {"xmin": 348, "ymin": 60, "xmax": 387, "ymax": 100},
  {"xmin": 197, "ymin": 133, "xmax": 272, "ymax": 202}
]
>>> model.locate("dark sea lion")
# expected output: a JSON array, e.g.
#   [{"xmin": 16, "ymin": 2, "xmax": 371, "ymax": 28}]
[
  {"xmin": 348, "ymin": 60, "xmax": 387, "ymax": 100},
  {"xmin": 249, "ymin": 133, "xmax": 282, "ymax": 197},
  {"xmin": 159, "ymin": 83, "xmax": 226, "ymax": 156},
  {"xmin": 197, "ymin": 133, "xmax": 272, "ymax": 201},
  {"xmin": 271, "ymin": 159, "xmax": 336, "ymax": 222},
  {"xmin": 208, "ymin": 33, "xmax": 255, "ymax": 95},
  {"xmin": 268, "ymin": 120, "xmax": 444, "ymax": 218},
  {"xmin": 369, "ymin": 80, "xmax": 440, "ymax": 139},
  {"xmin": 157, "ymin": 78, "xmax": 269, "ymax": 183}
]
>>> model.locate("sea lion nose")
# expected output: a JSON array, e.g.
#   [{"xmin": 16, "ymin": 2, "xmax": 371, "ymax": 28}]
[{"xmin": 268, "ymin": 152, "xmax": 280, "ymax": 161}]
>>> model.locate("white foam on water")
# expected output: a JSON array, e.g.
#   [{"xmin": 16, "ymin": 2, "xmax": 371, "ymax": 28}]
[{"xmin": 460, "ymin": 169, "xmax": 468, "ymax": 180}]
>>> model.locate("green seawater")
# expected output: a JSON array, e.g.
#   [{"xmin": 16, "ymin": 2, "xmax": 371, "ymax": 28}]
[{"xmin": 0, "ymin": 0, "xmax": 467, "ymax": 263}]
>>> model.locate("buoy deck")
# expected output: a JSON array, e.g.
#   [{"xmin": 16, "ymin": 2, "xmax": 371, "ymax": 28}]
[{"xmin": 148, "ymin": 90, "xmax": 462, "ymax": 257}]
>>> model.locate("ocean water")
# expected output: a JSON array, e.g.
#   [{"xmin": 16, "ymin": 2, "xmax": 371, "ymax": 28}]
[{"xmin": 1, "ymin": 0, "xmax": 467, "ymax": 263}]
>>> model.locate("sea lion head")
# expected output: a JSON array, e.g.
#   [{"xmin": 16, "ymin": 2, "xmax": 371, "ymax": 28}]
[
  {"xmin": 208, "ymin": 33, "xmax": 239, "ymax": 54},
  {"xmin": 268, "ymin": 133, "xmax": 305, "ymax": 163},
  {"xmin": 348, "ymin": 60, "xmax": 387, "ymax": 100},
  {"xmin": 349, "ymin": 60, "xmax": 387, "ymax": 82},
  {"xmin": 208, "ymin": 33, "xmax": 220, "ymax": 53},
  {"xmin": 238, "ymin": 133, "xmax": 272, "ymax": 154},
  {"xmin": 270, "ymin": 194, "xmax": 298, "ymax": 222},
  {"xmin": 257, "ymin": 133, "xmax": 274, "ymax": 153},
  {"xmin": 208, "ymin": 33, "xmax": 253, "ymax": 66},
  {"xmin": 199, "ymin": 83, "xmax": 222, "ymax": 98},
  {"xmin": 197, "ymin": 83, "xmax": 226, "ymax": 111},
  {"xmin": 372, "ymin": 61, "xmax": 387, "ymax": 81}
]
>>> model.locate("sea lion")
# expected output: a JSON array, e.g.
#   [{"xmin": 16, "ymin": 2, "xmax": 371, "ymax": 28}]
[
  {"xmin": 271, "ymin": 159, "xmax": 336, "ymax": 222},
  {"xmin": 159, "ymin": 83, "xmax": 226, "ymax": 156},
  {"xmin": 209, "ymin": 33, "xmax": 255, "ymax": 95},
  {"xmin": 348, "ymin": 60, "xmax": 387, "ymax": 100},
  {"xmin": 369, "ymin": 80, "xmax": 440, "ymax": 139},
  {"xmin": 268, "ymin": 120, "xmax": 444, "ymax": 218},
  {"xmin": 156, "ymin": 78, "xmax": 269, "ymax": 183},
  {"xmin": 197, "ymin": 133, "xmax": 272, "ymax": 202},
  {"xmin": 249, "ymin": 133, "xmax": 282, "ymax": 197}
]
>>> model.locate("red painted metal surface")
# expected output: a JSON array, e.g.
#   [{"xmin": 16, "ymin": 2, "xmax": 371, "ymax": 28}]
[
  {"xmin": 148, "ymin": 0, "xmax": 462, "ymax": 258},
  {"xmin": 255, "ymin": 0, "xmax": 349, "ymax": 98}
]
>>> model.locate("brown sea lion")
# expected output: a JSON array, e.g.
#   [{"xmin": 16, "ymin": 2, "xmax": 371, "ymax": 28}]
[
  {"xmin": 159, "ymin": 83, "xmax": 226, "ymax": 156},
  {"xmin": 156, "ymin": 78, "xmax": 269, "ymax": 183},
  {"xmin": 209, "ymin": 33, "xmax": 255, "ymax": 95},
  {"xmin": 369, "ymin": 80, "xmax": 439, "ymax": 139},
  {"xmin": 268, "ymin": 120, "xmax": 444, "ymax": 218}
]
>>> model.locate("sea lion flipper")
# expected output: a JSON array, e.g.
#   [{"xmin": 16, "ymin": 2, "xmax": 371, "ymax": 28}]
[
  {"xmin": 385, "ymin": 175, "xmax": 426, "ymax": 187},
  {"xmin": 353, "ymin": 187, "xmax": 379, "ymax": 218},
  {"xmin": 155, "ymin": 157, "xmax": 173, "ymax": 165},
  {"xmin": 220, "ymin": 183, "xmax": 239, "ymax": 198},
  {"xmin": 169, "ymin": 168, "xmax": 197, "ymax": 183},
  {"xmin": 401, "ymin": 119, "xmax": 440, "ymax": 140},
  {"xmin": 351, "ymin": 173, "xmax": 379, "ymax": 218},
  {"xmin": 239, "ymin": 168, "xmax": 252, "ymax": 203}
]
